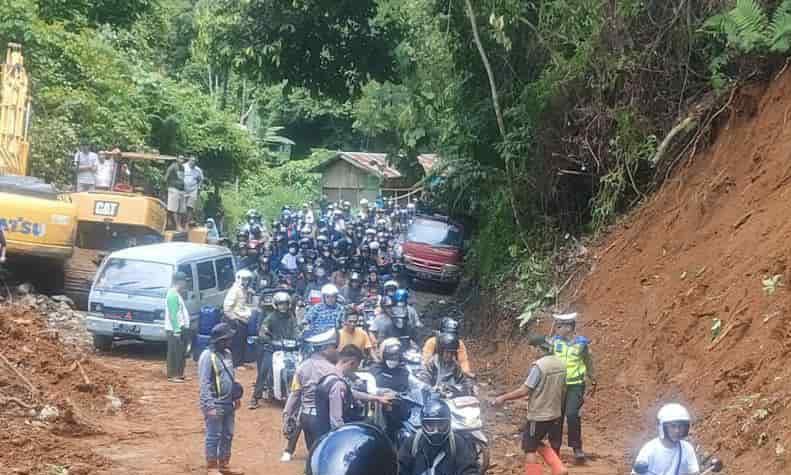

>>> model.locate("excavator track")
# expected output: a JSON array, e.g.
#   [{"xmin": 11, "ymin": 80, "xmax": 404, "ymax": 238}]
[{"xmin": 62, "ymin": 247, "xmax": 103, "ymax": 310}]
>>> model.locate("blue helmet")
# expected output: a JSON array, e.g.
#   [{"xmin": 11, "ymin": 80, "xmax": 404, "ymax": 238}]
[{"xmin": 394, "ymin": 289, "xmax": 409, "ymax": 305}]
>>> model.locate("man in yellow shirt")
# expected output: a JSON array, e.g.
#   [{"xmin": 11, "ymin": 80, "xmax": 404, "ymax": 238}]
[
  {"xmin": 338, "ymin": 312, "xmax": 373, "ymax": 359},
  {"xmin": 422, "ymin": 318, "xmax": 472, "ymax": 375}
]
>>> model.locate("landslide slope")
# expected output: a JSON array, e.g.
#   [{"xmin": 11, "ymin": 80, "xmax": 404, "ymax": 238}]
[{"xmin": 576, "ymin": 72, "xmax": 791, "ymax": 472}]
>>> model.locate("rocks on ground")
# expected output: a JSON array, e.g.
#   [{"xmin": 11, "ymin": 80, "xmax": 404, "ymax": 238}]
[{"xmin": 0, "ymin": 293, "xmax": 132, "ymax": 473}]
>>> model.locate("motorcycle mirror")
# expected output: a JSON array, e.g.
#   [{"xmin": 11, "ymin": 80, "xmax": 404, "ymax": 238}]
[
  {"xmin": 709, "ymin": 457, "xmax": 723, "ymax": 473},
  {"xmin": 632, "ymin": 462, "xmax": 650, "ymax": 474}
]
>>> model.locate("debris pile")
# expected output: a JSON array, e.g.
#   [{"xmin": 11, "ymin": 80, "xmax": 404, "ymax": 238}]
[
  {"xmin": 0, "ymin": 301, "xmax": 132, "ymax": 474},
  {"xmin": 0, "ymin": 283, "xmax": 91, "ymax": 347}
]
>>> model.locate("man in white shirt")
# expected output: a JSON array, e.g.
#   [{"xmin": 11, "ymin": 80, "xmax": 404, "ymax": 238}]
[
  {"xmin": 183, "ymin": 156, "xmax": 204, "ymax": 229},
  {"xmin": 633, "ymin": 403, "xmax": 700, "ymax": 475},
  {"xmin": 93, "ymin": 153, "xmax": 116, "ymax": 190},
  {"xmin": 74, "ymin": 142, "xmax": 98, "ymax": 191},
  {"xmin": 303, "ymin": 203, "xmax": 315, "ymax": 225}
]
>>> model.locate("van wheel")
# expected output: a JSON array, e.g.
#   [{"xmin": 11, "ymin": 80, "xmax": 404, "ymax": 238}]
[{"xmin": 93, "ymin": 335, "xmax": 113, "ymax": 351}]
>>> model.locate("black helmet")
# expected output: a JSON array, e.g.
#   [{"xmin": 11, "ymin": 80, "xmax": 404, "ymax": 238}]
[
  {"xmin": 437, "ymin": 332, "xmax": 459, "ymax": 353},
  {"xmin": 440, "ymin": 317, "xmax": 460, "ymax": 335},
  {"xmin": 380, "ymin": 338, "xmax": 402, "ymax": 363},
  {"xmin": 306, "ymin": 423, "xmax": 397, "ymax": 475},
  {"xmin": 210, "ymin": 322, "xmax": 235, "ymax": 344},
  {"xmin": 420, "ymin": 399, "xmax": 452, "ymax": 447}
]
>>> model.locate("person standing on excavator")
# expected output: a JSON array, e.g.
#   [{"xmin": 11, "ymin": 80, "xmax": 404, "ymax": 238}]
[{"xmin": 550, "ymin": 312, "xmax": 597, "ymax": 462}]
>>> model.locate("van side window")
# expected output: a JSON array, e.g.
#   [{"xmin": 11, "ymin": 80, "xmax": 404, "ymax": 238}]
[
  {"xmin": 177, "ymin": 264, "xmax": 194, "ymax": 292},
  {"xmin": 216, "ymin": 257, "xmax": 234, "ymax": 291},
  {"xmin": 197, "ymin": 261, "xmax": 217, "ymax": 290}
]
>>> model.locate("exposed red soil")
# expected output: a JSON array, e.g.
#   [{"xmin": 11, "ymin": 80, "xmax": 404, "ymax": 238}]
[
  {"xmin": 476, "ymin": 69, "xmax": 791, "ymax": 474},
  {"xmin": 0, "ymin": 302, "xmax": 135, "ymax": 474}
]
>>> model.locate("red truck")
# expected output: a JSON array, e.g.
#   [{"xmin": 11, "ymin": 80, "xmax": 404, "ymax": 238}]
[{"xmin": 401, "ymin": 215, "xmax": 464, "ymax": 287}]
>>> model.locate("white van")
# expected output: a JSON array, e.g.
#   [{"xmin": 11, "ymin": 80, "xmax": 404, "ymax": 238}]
[{"xmin": 86, "ymin": 242, "xmax": 236, "ymax": 350}]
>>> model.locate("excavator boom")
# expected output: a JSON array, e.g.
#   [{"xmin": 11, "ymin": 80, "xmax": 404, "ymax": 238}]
[{"xmin": 0, "ymin": 43, "xmax": 31, "ymax": 175}]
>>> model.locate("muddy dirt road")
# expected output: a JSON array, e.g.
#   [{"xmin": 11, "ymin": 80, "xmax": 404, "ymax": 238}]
[{"xmin": 78, "ymin": 289, "xmax": 624, "ymax": 475}]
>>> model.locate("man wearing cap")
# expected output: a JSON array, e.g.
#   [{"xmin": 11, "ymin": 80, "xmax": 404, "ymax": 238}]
[
  {"xmin": 492, "ymin": 335, "xmax": 568, "ymax": 475},
  {"xmin": 282, "ymin": 329, "xmax": 339, "ymax": 460},
  {"xmin": 165, "ymin": 271, "xmax": 191, "ymax": 383},
  {"xmin": 551, "ymin": 312, "xmax": 597, "ymax": 462},
  {"xmin": 198, "ymin": 323, "xmax": 243, "ymax": 475}
]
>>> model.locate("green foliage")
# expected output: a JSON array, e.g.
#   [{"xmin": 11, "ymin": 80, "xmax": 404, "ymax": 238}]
[
  {"xmin": 590, "ymin": 111, "xmax": 656, "ymax": 231},
  {"xmin": 0, "ymin": 0, "xmax": 257, "ymax": 187},
  {"xmin": 704, "ymin": 0, "xmax": 791, "ymax": 87},
  {"xmin": 220, "ymin": 150, "xmax": 330, "ymax": 230},
  {"xmin": 232, "ymin": 0, "xmax": 400, "ymax": 100}
]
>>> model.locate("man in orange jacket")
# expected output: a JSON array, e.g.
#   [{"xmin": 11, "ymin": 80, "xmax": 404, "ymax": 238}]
[{"xmin": 421, "ymin": 318, "xmax": 472, "ymax": 375}]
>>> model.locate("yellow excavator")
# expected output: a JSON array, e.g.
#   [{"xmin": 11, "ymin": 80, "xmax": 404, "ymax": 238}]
[
  {"xmin": 0, "ymin": 43, "xmax": 78, "ymax": 289},
  {"xmin": 65, "ymin": 150, "xmax": 208, "ymax": 304},
  {"xmin": 1, "ymin": 43, "xmax": 208, "ymax": 302}
]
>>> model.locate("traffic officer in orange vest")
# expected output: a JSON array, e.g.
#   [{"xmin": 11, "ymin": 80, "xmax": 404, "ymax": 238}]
[{"xmin": 550, "ymin": 312, "xmax": 597, "ymax": 462}]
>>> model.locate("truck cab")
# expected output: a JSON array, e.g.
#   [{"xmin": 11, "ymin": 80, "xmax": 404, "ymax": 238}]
[{"xmin": 401, "ymin": 215, "xmax": 464, "ymax": 288}]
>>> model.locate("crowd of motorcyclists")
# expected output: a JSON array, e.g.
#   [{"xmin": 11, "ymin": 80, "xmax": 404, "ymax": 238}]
[
  {"xmin": 199, "ymin": 198, "xmax": 488, "ymax": 475},
  {"xmin": 196, "ymin": 199, "xmax": 717, "ymax": 475}
]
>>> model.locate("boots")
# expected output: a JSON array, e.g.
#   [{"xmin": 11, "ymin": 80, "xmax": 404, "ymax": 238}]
[
  {"xmin": 537, "ymin": 446, "xmax": 568, "ymax": 475},
  {"xmin": 206, "ymin": 460, "xmax": 222, "ymax": 475},
  {"xmin": 524, "ymin": 463, "xmax": 543, "ymax": 475},
  {"xmin": 219, "ymin": 459, "xmax": 244, "ymax": 475}
]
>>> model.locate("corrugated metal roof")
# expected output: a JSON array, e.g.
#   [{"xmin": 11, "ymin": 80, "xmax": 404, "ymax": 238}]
[
  {"xmin": 310, "ymin": 151, "xmax": 402, "ymax": 179},
  {"xmin": 417, "ymin": 154, "xmax": 439, "ymax": 173}
]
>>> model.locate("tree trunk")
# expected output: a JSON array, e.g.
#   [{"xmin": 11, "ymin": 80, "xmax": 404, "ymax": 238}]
[{"xmin": 464, "ymin": 0, "xmax": 529, "ymax": 245}]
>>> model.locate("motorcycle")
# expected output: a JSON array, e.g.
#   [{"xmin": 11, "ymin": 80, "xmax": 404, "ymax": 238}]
[
  {"xmin": 369, "ymin": 377, "xmax": 490, "ymax": 473},
  {"xmin": 247, "ymin": 336, "xmax": 303, "ymax": 403}
]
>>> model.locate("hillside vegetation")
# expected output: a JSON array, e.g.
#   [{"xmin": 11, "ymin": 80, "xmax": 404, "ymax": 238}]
[{"xmin": 4, "ymin": 0, "xmax": 791, "ymax": 293}]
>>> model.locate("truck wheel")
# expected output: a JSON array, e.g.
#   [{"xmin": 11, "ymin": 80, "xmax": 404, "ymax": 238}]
[{"xmin": 93, "ymin": 335, "xmax": 113, "ymax": 351}]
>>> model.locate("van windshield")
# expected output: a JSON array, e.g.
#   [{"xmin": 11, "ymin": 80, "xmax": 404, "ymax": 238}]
[
  {"xmin": 95, "ymin": 258, "xmax": 173, "ymax": 297},
  {"xmin": 406, "ymin": 218, "xmax": 463, "ymax": 248}
]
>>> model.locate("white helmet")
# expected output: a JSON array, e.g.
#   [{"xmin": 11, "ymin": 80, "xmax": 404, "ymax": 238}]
[
  {"xmin": 273, "ymin": 291, "xmax": 291, "ymax": 307},
  {"xmin": 305, "ymin": 328, "xmax": 338, "ymax": 350},
  {"xmin": 384, "ymin": 280, "xmax": 399, "ymax": 292},
  {"xmin": 360, "ymin": 198, "xmax": 369, "ymax": 207},
  {"xmin": 321, "ymin": 284, "xmax": 339, "ymax": 298},
  {"xmin": 235, "ymin": 269, "xmax": 254, "ymax": 284},
  {"xmin": 369, "ymin": 241, "xmax": 380, "ymax": 251},
  {"xmin": 657, "ymin": 403, "xmax": 691, "ymax": 440}
]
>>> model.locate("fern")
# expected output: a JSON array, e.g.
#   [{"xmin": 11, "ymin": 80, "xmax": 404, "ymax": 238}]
[
  {"xmin": 728, "ymin": 0, "xmax": 769, "ymax": 52},
  {"xmin": 769, "ymin": 0, "xmax": 791, "ymax": 52},
  {"xmin": 704, "ymin": 0, "xmax": 791, "ymax": 88}
]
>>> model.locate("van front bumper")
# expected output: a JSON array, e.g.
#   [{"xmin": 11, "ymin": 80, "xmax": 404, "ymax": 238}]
[
  {"xmin": 405, "ymin": 264, "xmax": 461, "ymax": 283},
  {"xmin": 86, "ymin": 313, "xmax": 167, "ymax": 342}
]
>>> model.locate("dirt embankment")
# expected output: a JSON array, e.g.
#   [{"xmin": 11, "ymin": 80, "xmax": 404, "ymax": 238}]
[
  {"xmin": 474, "ymin": 71, "xmax": 791, "ymax": 474},
  {"xmin": 0, "ymin": 298, "xmax": 134, "ymax": 474}
]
